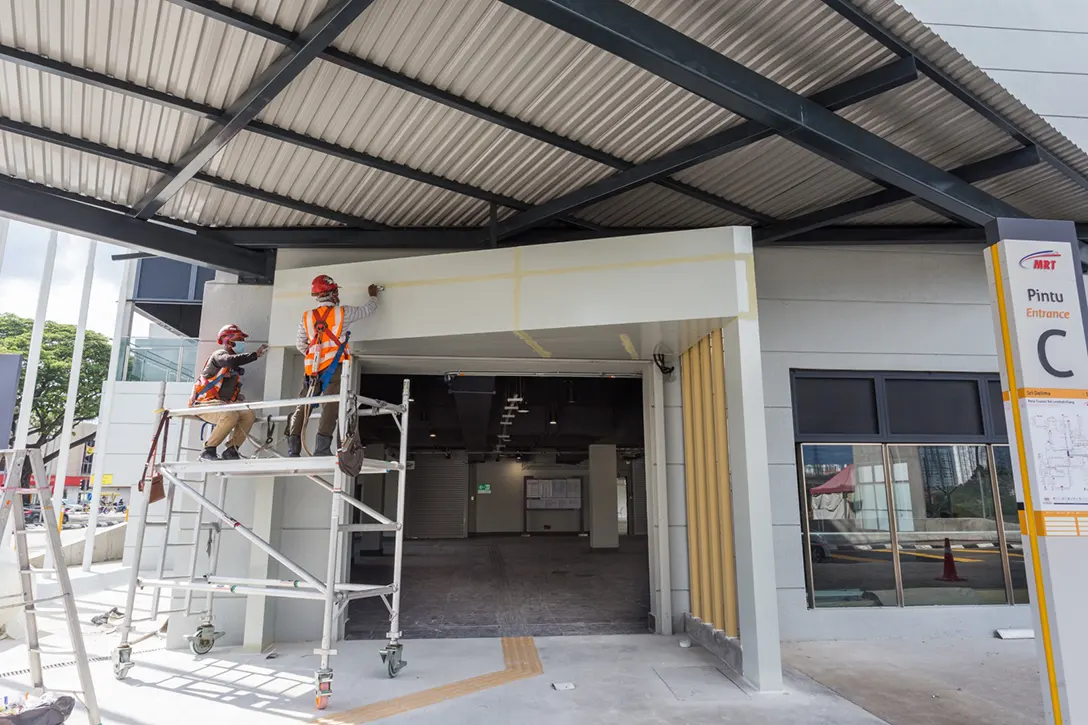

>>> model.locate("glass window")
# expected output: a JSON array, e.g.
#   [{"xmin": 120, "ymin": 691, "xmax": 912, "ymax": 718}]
[
  {"xmin": 887, "ymin": 445, "xmax": 1007, "ymax": 605},
  {"xmin": 993, "ymin": 446, "xmax": 1029, "ymax": 603},
  {"xmin": 801, "ymin": 444, "xmax": 897, "ymax": 607},
  {"xmin": 885, "ymin": 379, "xmax": 985, "ymax": 437},
  {"xmin": 794, "ymin": 378, "xmax": 879, "ymax": 437}
]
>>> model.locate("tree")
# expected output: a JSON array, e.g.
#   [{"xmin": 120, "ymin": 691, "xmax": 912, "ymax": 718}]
[{"xmin": 0, "ymin": 313, "xmax": 112, "ymax": 448}]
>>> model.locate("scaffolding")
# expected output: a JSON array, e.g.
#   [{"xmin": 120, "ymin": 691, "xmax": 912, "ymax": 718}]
[{"xmin": 110, "ymin": 359, "xmax": 411, "ymax": 710}]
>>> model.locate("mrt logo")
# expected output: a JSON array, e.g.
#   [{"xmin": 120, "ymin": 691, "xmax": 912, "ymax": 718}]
[{"xmin": 1019, "ymin": 250, "xmax": 1061, "ymax": 270}]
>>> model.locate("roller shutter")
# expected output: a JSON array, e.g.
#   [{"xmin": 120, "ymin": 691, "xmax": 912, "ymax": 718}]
[
  {"xmin": 631, "ymin": 458, "xmax": 648, "ymax": 536},
  {"xmin": 404, "ymin": 454, "xmax": 468, "ymax": 538}
]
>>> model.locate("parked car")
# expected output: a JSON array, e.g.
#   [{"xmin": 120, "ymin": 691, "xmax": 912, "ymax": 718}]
[{"xmin": 22, "ymin": 504, "xmax": 69, "ymax": 526}]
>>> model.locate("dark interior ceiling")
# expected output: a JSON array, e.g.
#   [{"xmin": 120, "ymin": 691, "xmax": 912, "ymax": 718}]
[{"xmin": 359, "ymin": 374, "xmax": 644, "ymax": 462}]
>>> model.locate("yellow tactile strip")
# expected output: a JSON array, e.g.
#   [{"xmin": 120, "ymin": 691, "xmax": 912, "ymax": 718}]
[{"xmin": 314, "ymin": 637, "xmax": 543, "ymax": 724}]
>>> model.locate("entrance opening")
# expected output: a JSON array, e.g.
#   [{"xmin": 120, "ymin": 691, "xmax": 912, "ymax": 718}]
[{"xmin": 346, "ymin": 373, "xmax": 649, "ymax": 639}]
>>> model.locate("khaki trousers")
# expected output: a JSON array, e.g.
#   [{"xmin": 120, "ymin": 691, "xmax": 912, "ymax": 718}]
[
  {"xmin": 288, "ymin": 366, "xmax": 342, "ymax": 438},
  {"xmin": 197, "ymin": 400, "xmax": 256, "ymax": 448}
]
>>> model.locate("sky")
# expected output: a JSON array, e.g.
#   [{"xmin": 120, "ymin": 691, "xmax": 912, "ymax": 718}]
[{"xmin": 0, "ymin": 218, "xmax": 151, "ymax": 339}]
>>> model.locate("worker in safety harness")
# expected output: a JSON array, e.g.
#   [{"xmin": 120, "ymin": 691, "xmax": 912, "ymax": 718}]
[
  {"xmin": 286, "ymin": 275, "xmax": 380, "ymax": 457},
  {"xmin": 190, "ymin": 324, "xmax": 269, "ymax": 461}
]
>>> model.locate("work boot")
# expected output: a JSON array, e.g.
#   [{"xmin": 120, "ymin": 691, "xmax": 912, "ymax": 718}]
[
  {"xmin": 221, "ymin": 446, "xmax": 242, "ymax": 461},
  {"xmin": 287, "ymin": 435, "xmax": 302, "ymax": 458},
  {"xmin": 199, "ymin": 446, "xmax": 219, "ymax": 461},
  {"xmin": 314, "ymin": 434, "xmax": 334, "ymax": 457}
]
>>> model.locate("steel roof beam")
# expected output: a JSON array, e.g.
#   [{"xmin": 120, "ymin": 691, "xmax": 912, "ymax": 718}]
[
  {"xmin": 501, "ymin": 0, "xmax": 1026, "ymax": 227},
  {"xmin": 0, "ymin": 116, "xmax": 389, "ymax": 230},
  {"xmin": 490, "ymin": 58, "xmax": 920, "ymax": 242},
  {"xmin": 0, "ymin": 176, "xmax": 270, "ymax": 278},
  {"xmin": 0, "ymin": 45, "xmax": 598, "ymax": 233},
  {"xmin": 820, "ymin": 0, "xmax": 1088, "ymax": 198},
  {"xmin": 131, "ymin": 0, "xmax": 376, "ymax": 219},
  {"xmin": 166, "ymin": 0, "xmax": 769, "ymax": 222},
  {"xmin": 756, "ymin": 146, "xmax": 1044, "ymax": 244}
]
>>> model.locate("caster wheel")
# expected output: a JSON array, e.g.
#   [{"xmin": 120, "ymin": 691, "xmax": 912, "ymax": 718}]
[
  {"xmin": 113, "ymin": 664, "xmax": 130, "ymax": 681},
  {"xmin": 190, "ymin": 637, "xmax": 214, "ymax": 656},
  {"xmin": 315, "ymin": 695, "xmax": 329, "ymax": 710},
  {"xmin": 383, "ymin": 647, "xmax": 406, "ymax": 678}
]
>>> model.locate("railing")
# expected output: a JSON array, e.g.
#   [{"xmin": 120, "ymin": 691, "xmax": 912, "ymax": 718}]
[{"xmin": 116, "ymin": 337, "xmax": 198, "ymax": 383}]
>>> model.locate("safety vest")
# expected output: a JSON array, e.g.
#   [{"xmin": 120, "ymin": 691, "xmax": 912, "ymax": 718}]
[
  {"xmin": 190, "ymin": 354, "xmax": 241, "ymax": 406},
  {"xmin": 304, "ymin": 306, "xmax": 348, "ymax": 376}
]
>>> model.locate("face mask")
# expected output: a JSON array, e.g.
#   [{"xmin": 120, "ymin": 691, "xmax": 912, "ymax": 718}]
[{"xmin": 233, "ymin": 341, "xmax": 246, "ymax": 354}]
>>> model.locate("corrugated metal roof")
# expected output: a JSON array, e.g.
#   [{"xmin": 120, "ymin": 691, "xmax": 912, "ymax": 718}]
[
  {"xmin": 208, "ymin": 129, "xmax": 495, "ymax": 227},
  {"xmin": 856, "ymin": 0, "xmax": 1088, "ymax": 187},
  {"xmin": 257, "ymin": 58, "xmax": 615, "ymax": 205},
  {"xmin": 328, "ymin": 0, "xmax": 896, "ymax": 165},
  {"xmin": 0, "ymin": 59, "xmax": 212, "ymax": 163},
  {"xmin": 0, "ymin": 0, "xmax": 1085, "ymax": 243},
  {"xmin": 577, "ymin": 183, "xmax": 744, "ymax": 228},
  {"xmin": 161, "ymin": 177, "xmax": 332, "ymax": 227},
  {"xmin": 674, "ymin": 136, "xmax": 881, "ymax": 219},
  {"xmin": 975, "ymin": 165, "xmax": 1088, "ymax": 222},
  {"xmin": 0, "ymin": 127, "xmax": 161, "ymax": 204},
  {"xmin": 0, "ymin": 0, "xmax": 281, "ymax": 110},
  {"xmin": 847, "ymin": 200, "xmax": 949, "ymax": 226},
  {"xmin": 837, "ymin": 76, "xmax": 1021, "ymax": 170}
]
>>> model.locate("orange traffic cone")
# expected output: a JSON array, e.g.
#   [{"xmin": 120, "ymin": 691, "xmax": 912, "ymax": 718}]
[{"xmin": 935, "ymin": 537, "xmax": 966, "ymax": 582}]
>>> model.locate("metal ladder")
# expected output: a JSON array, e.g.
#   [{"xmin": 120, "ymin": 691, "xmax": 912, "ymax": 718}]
[{"xmin": 0, "ymin": 448, "xmax": 101, "ymax": 724}]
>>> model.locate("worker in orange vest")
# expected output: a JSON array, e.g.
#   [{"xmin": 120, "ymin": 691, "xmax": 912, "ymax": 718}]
[
  {"xmin": 287, "ymin": 275, "xmax": 380, "ymax": 456},
  {"xmin": 190, "ymin": 324, "xmax": 268, "ymax": 461}
]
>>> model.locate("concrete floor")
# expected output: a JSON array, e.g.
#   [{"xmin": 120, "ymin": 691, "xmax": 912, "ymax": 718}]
[
  {"xmin": 347, "ymin": 536, "xmax": 650, "ymax": 639},
  {"xmin": 0, "ymin": 565, "xmax": 1046, "ymax": 725},
  {"xmin": 784, "ymin": 638, "xmax": 1043, "ymax": 725}
]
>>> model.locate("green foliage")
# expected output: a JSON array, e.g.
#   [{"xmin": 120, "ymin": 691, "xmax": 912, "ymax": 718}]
[{"xmin": 0, "ymin": 313, "xmax": 112, "ymax": 447}]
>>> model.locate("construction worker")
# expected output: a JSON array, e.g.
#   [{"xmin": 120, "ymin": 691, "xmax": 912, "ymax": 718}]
[
  {"xmin": 287, "ymin": 276, "xmax": 380, "ymax": 457},
  {"xmin": 190, "ymin": 324, "xmax": 268, "ymax": 461}
]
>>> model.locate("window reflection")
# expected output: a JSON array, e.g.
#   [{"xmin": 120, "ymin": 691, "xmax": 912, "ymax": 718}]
[
  {"xmin": 887, "ymin": 445, "xmax": 1007, "ymax": 605},
  {"xmin": 993, "ymin": 446, "xmax": 1029, "ymax": 603},
  {"xmin": 802, "ymin": 444, "xmax": 897, "ymax": 607}
]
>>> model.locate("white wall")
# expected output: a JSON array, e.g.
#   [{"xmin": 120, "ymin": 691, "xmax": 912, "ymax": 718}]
[
  {"xmin": 899, "ymin": 0, "xmax": 1088, "ymax": 154},
  {"xmin": 755, "ymin": 244, "xmax": 1032, "ymax": 639}
]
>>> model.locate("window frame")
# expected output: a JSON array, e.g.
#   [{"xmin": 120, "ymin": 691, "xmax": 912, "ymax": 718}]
[{"xmin": 790, "ymin": 370, "xmax": 1008, "ymax": 445}]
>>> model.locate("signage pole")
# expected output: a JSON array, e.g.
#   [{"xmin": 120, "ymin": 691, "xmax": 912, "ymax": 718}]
[{"xmin": 985, "ymin": 218, "xmax": 1088, "ymax": 725}]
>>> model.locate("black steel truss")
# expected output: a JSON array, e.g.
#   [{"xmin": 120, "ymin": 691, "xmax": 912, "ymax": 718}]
[
  {"xmin": 0, "ymin": 176, "xmax": 270, "ymax": 278},
  {"xmin": 131, "ymin": 0, "xmax": 376, "ymax": 219},
  {"xmin": 500, "ymin": 0, "xmax": 1028, "ymax": 228},
  {"xmin": 755, "ymin": 146, "xmax": 1044, "ymax": 244},
  {"xmin": 821, "ymin": 0, "xmax": 1088, "ymax": 197},
  {"xmin": 165, "ymin": 0, "xmax": 771, "ymax": 222},
  {"xmin": 491, "ymin": 58, "xmax": 919, "ymax": 242}
]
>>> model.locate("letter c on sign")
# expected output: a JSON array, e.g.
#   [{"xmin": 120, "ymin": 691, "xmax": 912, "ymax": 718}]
[{"xmin": 1038, "ymin": 329, "xmax": 1074, "ymax": 378}]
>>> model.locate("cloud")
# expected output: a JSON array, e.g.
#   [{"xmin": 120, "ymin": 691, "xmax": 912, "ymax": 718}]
[{"xmin": 0, "ymin": 219, "xmax": 151, "ymax": 337}]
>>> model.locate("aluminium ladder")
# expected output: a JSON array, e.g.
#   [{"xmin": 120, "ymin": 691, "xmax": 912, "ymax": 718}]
[
  {"xmin": 111, "ymin": 358, "xmax": 411, "ymax": 711},
  {"xmin": 0, "ymin": 448, "xmax": 101, "ymax": 724}
]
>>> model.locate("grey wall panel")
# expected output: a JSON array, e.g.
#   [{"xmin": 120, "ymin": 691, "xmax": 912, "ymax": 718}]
[
  {"xmin": 631, "ymin": 458, "xmax": 649, "ymax": 536},
  {"xmin": 404, "ymin": 454, "xmax": 468, "ymax": 539}
]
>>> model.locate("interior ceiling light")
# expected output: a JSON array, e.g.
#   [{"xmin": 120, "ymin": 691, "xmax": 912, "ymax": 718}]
[
  {"xmin": 518, "ymin": 407, "xmax": 529, "ymax": 414},
  {"xmin": 429, "ymin": 432, "xmax": 436, "ymax": 438},
  {"xmin": 549, "ymin": 414, "xmax": 557, "ymax": 425},
  {"xmin": 507, "ymin": 395, "xmax": 523, "ymax": 402},
  {"xmin": 498, "ymin": 434, "xmax": 511, "ymax": 440}
]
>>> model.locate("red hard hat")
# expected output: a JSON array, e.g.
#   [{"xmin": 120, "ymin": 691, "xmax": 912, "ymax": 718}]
[
  {"xmin": 311, "ymin": 275, "xmax": 338, "ymax": 297},
  {"xmin": 217, "ymin": 324, "xmax": 249, "ymax": 345}
]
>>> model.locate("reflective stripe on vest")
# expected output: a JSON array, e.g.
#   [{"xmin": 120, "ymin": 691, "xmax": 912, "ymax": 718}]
[{"xmin": 304, "ymin": 306, "xmax": 348, "ymax": 376}]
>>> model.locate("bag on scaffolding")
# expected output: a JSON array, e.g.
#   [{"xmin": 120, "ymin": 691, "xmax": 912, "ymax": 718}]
[
  {"xmin": 337, "ymin": 415, "xmax": 365, "ymax": 477},
  {"xmin": 138, "ymin": 411, "xmax": 169, "ymax": 505}
]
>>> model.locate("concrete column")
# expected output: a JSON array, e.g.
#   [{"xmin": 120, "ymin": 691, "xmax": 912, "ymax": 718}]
[
  {"xmin": 243, "ymin": 346, "xmax": 287, "ymax": 651},
  {"xmin": 722, "ymin": 314, "xmax": 783, "ymax": 691},
  {"xmin": 588, "ymin": 444, "xmax": 618, "ymax": 549},
  {"xmin": 643, "ymin": 366, "xmax": 673, "ymax": 634}
]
